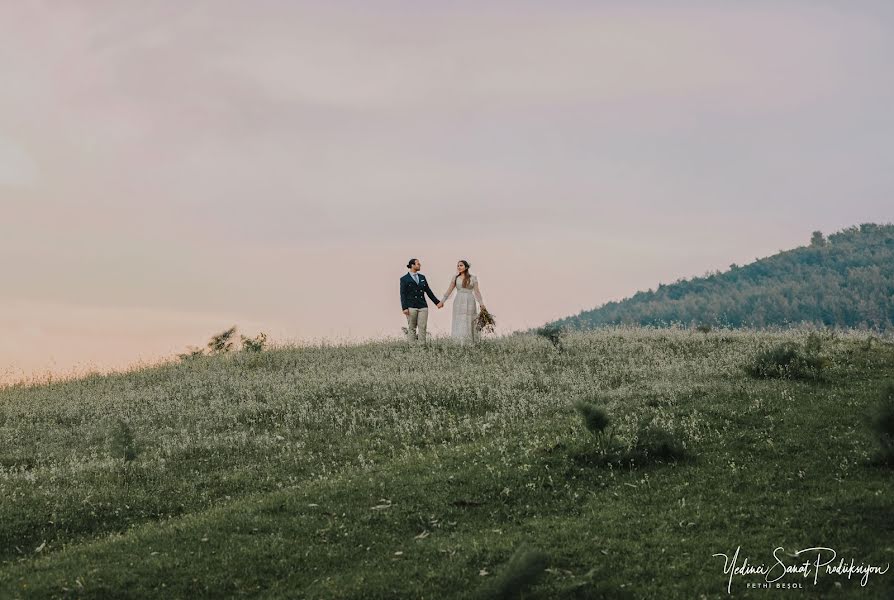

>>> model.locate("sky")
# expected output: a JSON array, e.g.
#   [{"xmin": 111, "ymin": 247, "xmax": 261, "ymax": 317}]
[{"xmin": 1, "ymin": 1, "xmax": 893, "ymax": 382}]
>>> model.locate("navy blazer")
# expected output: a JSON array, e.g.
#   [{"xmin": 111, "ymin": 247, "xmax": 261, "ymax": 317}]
[{"xmin": 400, "ymin": 272, "xmax": 440, "ymax": 310}]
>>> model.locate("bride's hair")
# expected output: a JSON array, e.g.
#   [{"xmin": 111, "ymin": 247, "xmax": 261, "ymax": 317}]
[{"xmin": 457, "ymin": 259, "xmax": 471, "ymax": 288}]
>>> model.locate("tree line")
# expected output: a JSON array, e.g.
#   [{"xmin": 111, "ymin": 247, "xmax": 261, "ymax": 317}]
[{"xmin": 552, "ymin": 223, "xmax": 894, "ymax": 331}]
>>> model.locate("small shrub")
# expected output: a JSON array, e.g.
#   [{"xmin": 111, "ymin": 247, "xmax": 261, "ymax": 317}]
[
  {"xmin": 208, "ymin": 326, "xmax": 238, "ymax": 355},
  {"xmin": 632, "ymin": 424, "xmax": 686, "ymax": 462},
  {"xmin": 804, "ymin": 332, "xmax": 823, "ymax": 354},
  {"xmin": 573, "ymin": 400, "xmax": 615, "ymax": 454},
  {"xmin": 482, "ymin": 546, "xmax": 549, "ymax": 600},
  {"xmin": 109, "ymin": 419, "xmax": 140, "ymax": 487},
  {"xmin": 109, "ymin": 418, "xmax": 139, "ymax": 463},
  {"xmin": 570, "ymin": 401, "xmax": 688, "ymax": 468},
  {"xmin": 241, "ymin": 332, "xmax": 268, "ymax": 353},
  {"xmin": 871, "ymin": 381, "xmax": 894, "ymax": 466},
  {"xmin": 861, "ymin": 336, "xmax": 876, "ymax": 352},
  {"xmin": 696, "ymin": 324, "xmax": 712, "ymax": 334},
  {"xmin": 745, "ymin": 342, "xmax": 825, "ymax": 381},
  {"xmin": 177, "ymin": 347, "xmax": 204, "ymax": 361},
  {"xmin": 574, "ymin": 400, "xmax": 609, "ymax": 435},
  {"xmin": 535, "ymin": 324, "xmax": 564, "ymax": 350}
]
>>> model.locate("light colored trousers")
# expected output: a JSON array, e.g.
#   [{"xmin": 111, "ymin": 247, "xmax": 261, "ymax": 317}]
[{"xmin": 405, "ymin": 307, "xmax": 429, "ymax": 342}]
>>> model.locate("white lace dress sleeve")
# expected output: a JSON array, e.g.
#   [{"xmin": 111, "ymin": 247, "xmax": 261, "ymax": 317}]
[
  {"xmin": 472, "ymin": 275, "xmax": 484, "ymax": 306},
  {"xmin": 443, "ymin": 277, "xmax": 456, "ymax": 302}
]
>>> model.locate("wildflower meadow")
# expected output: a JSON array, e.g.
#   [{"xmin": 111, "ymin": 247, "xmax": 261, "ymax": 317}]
[{"xmin": 1, "ymin": 328, "xmax": 892, "ymax": 598}]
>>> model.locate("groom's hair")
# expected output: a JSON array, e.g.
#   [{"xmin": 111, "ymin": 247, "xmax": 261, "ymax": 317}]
[{"xmin": 406, "ymin": 258, "xmax": 418, "ymax": 269}]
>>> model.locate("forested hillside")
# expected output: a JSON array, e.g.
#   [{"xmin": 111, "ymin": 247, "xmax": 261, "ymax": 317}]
[{"xmin": 552, "ymin": 223, "xmax": 894, "ymax": 330}]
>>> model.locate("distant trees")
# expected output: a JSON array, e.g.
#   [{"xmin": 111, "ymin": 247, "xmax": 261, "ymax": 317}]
[{"xmin": 552, "ymin": 224, "xmax": 894, "ymax": 331}]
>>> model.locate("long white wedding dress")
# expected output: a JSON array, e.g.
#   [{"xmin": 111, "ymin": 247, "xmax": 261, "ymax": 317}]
[{"xmin": 442, "ymin": 274, "xmax": 484, "ymax": 342}]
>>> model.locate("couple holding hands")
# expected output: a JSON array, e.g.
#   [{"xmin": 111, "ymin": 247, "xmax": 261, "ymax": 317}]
[{"xmin": 399, "ymin": 258, "xmax": 486, "ymax": 343}]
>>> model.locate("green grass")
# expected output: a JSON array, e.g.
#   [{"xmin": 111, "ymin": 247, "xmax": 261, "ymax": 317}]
[{"xmin": 1, "ymin": 328, "xmax": 892, "ymax": 598}]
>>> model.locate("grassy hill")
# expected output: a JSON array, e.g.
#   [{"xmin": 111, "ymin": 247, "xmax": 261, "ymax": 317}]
[
  {"xmin": 1, "ymin": 330, "xmax": 893, "ymax": 598},
  {"xmin": 551, "ymin": 223, "xmax": 894, "ymax": 331}
]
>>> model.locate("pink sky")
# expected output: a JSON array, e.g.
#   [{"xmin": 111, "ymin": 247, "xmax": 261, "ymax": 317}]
[{"xmin": 2, "ymin": 1, "xmax": 893, "ymax": 382}]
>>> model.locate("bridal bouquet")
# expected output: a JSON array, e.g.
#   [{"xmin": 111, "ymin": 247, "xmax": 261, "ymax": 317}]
[{"xmin": 475, "ymin": 306, "xmax": 496, "ymax": 334}]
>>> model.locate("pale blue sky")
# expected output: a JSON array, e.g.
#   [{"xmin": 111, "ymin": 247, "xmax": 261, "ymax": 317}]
[{"xmin": 1, "ymin": 1, "xmax": 893, "ymax": 380}]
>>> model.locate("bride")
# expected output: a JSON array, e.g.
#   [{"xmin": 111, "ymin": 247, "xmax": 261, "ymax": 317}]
[{"xmin": 438, "ymin": 259, "xmax": 486, "ymax": 342}]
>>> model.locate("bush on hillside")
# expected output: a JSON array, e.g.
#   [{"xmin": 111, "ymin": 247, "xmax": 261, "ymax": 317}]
[
  {"xmin": 573, "ymin": 400, "xmax": 614, "ymax": 454},
  {"xmin": 535, "ymin": 324, "xmax": 565, "ymax": 350},
  {"xmin": 109, "ymin": 418, "xmax": 139, "ymax": 463},
  {"xmin": 241, "ymin": 332, "xmax": 268, "ymax": 353},
  {"xmin": 745, "ymin": 342, "xmax": 825, "ymax": 381},
  {"xmin": 571, "ymin": 399, "xmax": 688, "ymax": 467},
  {"xmin": 109, "ymin": 418, "xmax": 140, "ymax": 485},
  {"xmin": 178, "ymin": 326, "xmax": 269, "ymax": 360},
  {"xmin": 208, "ymin": 326, "xmax": 238, "ymax": 355},
  {"xmin": 631, "ymin": 424, "xmax": 687, "ymax": 462},
  {"xmin": 177, "ymin": 347, "xmax": 205, "ymax": 361}
]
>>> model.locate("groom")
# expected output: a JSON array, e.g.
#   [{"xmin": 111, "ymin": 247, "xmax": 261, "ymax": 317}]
[{"xmin": 400, "ymin": 258, "xmax": 441, "ymax": 342}]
